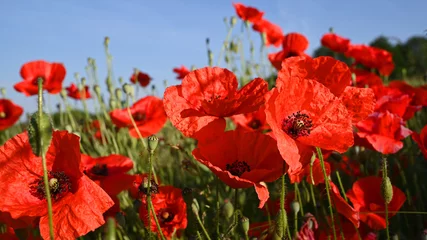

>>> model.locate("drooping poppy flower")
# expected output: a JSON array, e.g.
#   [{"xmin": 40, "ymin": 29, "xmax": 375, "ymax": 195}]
[
  {"xmin": 192, "ymin": 129, "xmax": 284, "ymax": 208},
  {"xmin": 346, "ymin": 176, "xmax": 406, "ymax": 230},
  {"xmin": 173, "ymin": 65, "xmax": 190, "ymax": 80},
  {"xmin": 0, "ymin": 131, "xmax": 114, "ymax": 240},
  {"xmin": 412, "ymin": 124, "xmax": 427, "ymax": 159},
  {"xmin": 65, "ymin": 83, "xmax": 92, "ymax": 100},
  {"xmin": 345, "ymin": 45, "xmax": 394, "ymax": 76},
  {"xmin": 163, "ymin": 67, "xmax": 268, "ymax": 141},
  {"xmin": 110, "ymin": 96, "xmax": 167, "ymax": 138},
  {"xmin": 252, "ymin": 19, "xmax": 284, "ymax": 47},
  {"xmin": 351, "ymin": 68, "xmax": 383, "ymax": 87},
  {"xmin": 139, "ymin": 186, "xmax": 187, "ymax": 238},
  {"xmin": 265, "ymin": 58, "xmax": 355, "ymax": 174},
  {"xmin": 321, "ymin": 33, "xmax": 350, "ymax": 53},
  {"xmin": 14, "ymin": 60, "xmax": 66, "ymax": 96},
  {"xmin": 0, "ymin": 99, "xmax": 23, "ymax": 130},
  {"xmin": 232, "ymin": 2, "xmax": 263, "ymax": 23},
  {"xmin": 296, "ymin": 213, "xmax": 318, "ymax": 240},
  {"xmin": 356, "ymin": 111, "xmax": 412, "ymax": 154},
  {"xmin": 129, "ymin": 173, "xmax": 160, "ymax": 199},
  {"xmin": 230, "ymin": 105, "xmax": 269, "ymax": 132},
  {"xmin": 130, "ymin": 69, "xmax": 151, "ymax": 87},
  {"xmin": 268, "ymin": 33, "xmax": 310, "ymax": 70}
]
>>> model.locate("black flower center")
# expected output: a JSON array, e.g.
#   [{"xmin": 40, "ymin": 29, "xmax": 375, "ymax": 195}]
[
  {"xmin": 281, "ymin": 111, "xmax": 313, "ymax": 139},
  {"xmin": 226, "ymin": 160, "xmax": 251, "ymax": 177},
  {"xmin": 133, "ymin": 112, "xmax": 146, "ymax": 121},
  {"xmin": 91, "ymin": 164, "xmax": 108, "ymax": 176},
  {"xmin": 249, "ymin": 119, "xmax": 262, "ymax": 129},
  {"xmin": 137, "ymin": 177, "xmax": 159, "ymax": 196},
  {"xmin": 285, "ymin": 51, "xmax": 300, "ymax": 58},
  {"xmin": 0, "ymin": 112, "xmax": 6, "ymax": 119},
  {"xmin": 159, "ymin": 209, "xmax": 175, "ymax": 223},
  {"xmin": 30, "ymin": 171, "xmax": 72, "ymax": 201}
]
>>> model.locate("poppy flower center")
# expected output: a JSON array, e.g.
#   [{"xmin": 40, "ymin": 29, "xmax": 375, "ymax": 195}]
[
  {"xmin": 285, "ymin": 51, "xmax": 300, "ymax": 58},
  {"xmin": 158, "ymin": 209, "xmax": 175, "ymax": 223},
  {"xmin": 249, "ymin": 119, "xmax": 262, "ymax": 129},
  {"xmin": 133, "ymin": 112, "xmax": 146, "ymax": 121},
  {"xmin": 137, "ymin": 177, "xmax": 159, "ymax": 196},
  {"xmin": 281, "ymin": 111, "xmax": 313, "ymax": 139},
  {"xmin": 226, "ymin": 160, "xmax": 251, "ymax": 177},
  {"xmin": 0, "ymin": 112, "xmax": 6, "ymax": 118},
  {"xmin": 91, "ymin": 164, "xmax": 108, "ymax": 176},
  {"xmin": 29, "ymin": 171, "xmax": 72, "ymax": 201}
]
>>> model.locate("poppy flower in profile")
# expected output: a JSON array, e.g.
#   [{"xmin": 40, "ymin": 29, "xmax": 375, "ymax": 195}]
[
  {"xmin": 163, "ymin": 67, "xmax": 268, "ymax": 141},
  {"xmin": 346, "ymin": 176, "xmax": 406, "ymax": 230},
  {"xmin": 65, "ymin": 83, "xmax": 92, "ymax": 100},
  {"xmin": 230, "ymin": 105, "xmax": 269, "ymax": 132},
  {"xmin": 14, "ymin": 60, "xmax": 66, "ymax": 96},
  {"xmin": 412, "ymin": 124, "xmax": 427, "ymax": 159},
  {"xmin": 0, "ymin": 131, "xmax": 114, "ymax": 240},
  {"xmin": 110, "ymin": 96, "xmax": 167, "ymax": 138},
  {"xmin": 192, "ymin": 129, "xmax": 284, "ymax": 208},
  {"xmin": 345, "ymin": 44, "xmax": 395, "ymax": 76},
  {"xmin": 351, "ymin": 68, "xmax": 383, "ymax": 87},
  {"xmin": 321, "ymin": 33, "xmax": 351, "ymax": 53},
  {"xmin": 139, "ymin": 186, "xmax": 187, "ymax": 238},
  {"xmin": 173, "ymin": 65, "xmax": 190, "ymax": 80},
  {"xmin": 268, "ymin": 33, "xmax": 310, "ymax": 70},
  {"xmin": 356, "ymin": 111, "xmax": 412, "ymax": 154},
  {"xmin": 252, "ymin": 19, "xmax": 284, "ymax": 47},
  {"xmin": 232, "ymin": 3, "xmax": 264, "ymax": 23},
  {"xmin": 0, "ymin": 99, "xmax": 23, "ymax": 130},
  {"xmin": 130, "ymin": 69, "xmax": 151, "ymax": 87}
]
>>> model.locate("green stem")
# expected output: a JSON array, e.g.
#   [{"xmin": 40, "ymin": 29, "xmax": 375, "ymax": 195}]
[
  {"xmin": 38, "ymin": 78, "xmax": 54, "ymax": 240},
  {"xmin": 149, "ymin": 201, "xmax": 166, "ymax": 240},
  {"xmin": 195, "ymin": 212, "xmax": 211, "ymax": 240},
  {"xmin": 316, "ymin": 147, "xmax": 337, "ymax": 240},
  {"xmin": 385, "ymin": 201, "xmax": 390, "ymax": 240}
]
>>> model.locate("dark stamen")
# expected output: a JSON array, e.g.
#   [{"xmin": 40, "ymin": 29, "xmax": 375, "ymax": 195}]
[
  {"xmin": 281, "ymin": 111, "xmax": 313, "ymax": 139},
  {"xmin": 226, "ymin": 160, "xmax": 251, "ymax": 177}
]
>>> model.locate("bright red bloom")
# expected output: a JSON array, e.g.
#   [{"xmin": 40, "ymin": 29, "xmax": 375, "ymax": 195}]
[
  {"xmin": 253, "ymin": 19, "xmax": 284, "ymax": 47},
  {"xmin": 192, "ymin": 129, "xmax": 284, "ymax": 208},
  {"xmin": 356, "ymin": 111, "xmax": 412, "ymax": 154},
  {"xmin": 346, "ymin": 176, "xmax": 406, "ymax": 230},
  {"xmin": 388, "ymin": 80, "xmax": 427, "ymax": 107},
  {"xmin": 130, "ymin": 70, "xmax": 151, "ymax": 87},
  {"xmin": 372, "ymin": 85, "xmax": 413, "ymax": 119},
  {"xmin": 14, "ymin": 60, "xmax": 66, "ymax": 96},
  {"xmin": 232, "ymin": 3, "xmax": 263, "ymax": 23},
  {"xmin": 230, "ymin": 105, "xmax": 269, "ymax": 132},
  {"xmin": 110, "ymin": 96, "xmax": 167, "ymax": 138},
  {"xmin": 265, "ymin": 57, "xmax": 355, "ymax": 174},
  {"xmin": 0, "ymin": 99, "xmax": 23, "ymax": 130},
  {"xmin": 345, "ymin": 45, "xmax": 394, "ymax": 76},
  {"xmin": 173, "ymin": 65, "xmax": 190, "ymax": 80},
  {"xmin": 413, "ymin": 124, "xmax": 427, "ymax": 159},
  {"xmin": 0, "ymin": 131, "xmax": 114, "ymax": 240},
  {"xmin": 163, "ymin": 67, "xmax": 268, "ymax": 141},
  {"xmin": 65, "ymin": 83, "xmax": 92, "ymax": 100},
  {"xmin": 351, "ymin": 68, "xmax": 383, "ymax": 87},
  {"xmin": 269, "ymin": 33, "xmax": 310, "ymax": 70},
  {"xmin": 139, "ymin": 186, "xmax": 187, "ymax": 238},
  {"xmin": 321, "ymin": 33, "xmax": 350, "ymax": 53}
]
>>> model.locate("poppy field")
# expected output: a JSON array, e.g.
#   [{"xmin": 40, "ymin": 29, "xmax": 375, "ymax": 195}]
[{"xmin": 1, "ymin": 2, "xmax": 427, "ymax": 240}]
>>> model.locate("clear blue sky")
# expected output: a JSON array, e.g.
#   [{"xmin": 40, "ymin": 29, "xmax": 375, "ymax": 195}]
[{"xmin": 0, "ymin": 0, "xmax": 426, "ymax": 116}]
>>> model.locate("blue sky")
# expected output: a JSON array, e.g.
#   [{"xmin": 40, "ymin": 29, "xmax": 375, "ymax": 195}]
[{"xmin": 0, "ymin": 0, "xmax": 426, "ymax": 115}]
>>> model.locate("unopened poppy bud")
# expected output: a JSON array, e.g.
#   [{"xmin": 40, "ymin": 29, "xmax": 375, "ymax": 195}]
[
  {"xmin": 274, "ymin": 209, "xmax": 288, "ymax": 238},
  {"xmin": 28, "ymin": 112, "xmax": 53, "ymax": 157},
  {"xmin": 118, "ymin": 77, "xmax": 124, "ymax": 85},
  {"xmin": 93, "ymin": 85, "xmax": 101, "ymax": 95},
  {"xmin": 329, "ymin": 27, "xmax": 334, "ymax": 33},
  {"xmin": 0, "ymin": 88, "xmax": 6, "ymax": 98},
  {"xmin": 60, "ymin": 89, "xmax": 67, "ymax": 100},
  {"xmin": 222, "ymin": 200, "xmax": 234, "ymax": 219},
  {"xmin": 240, "ymin": 216, "xmax": 249, "ymax": 235},
  {"xmin": 81, "ymin": 77, "xmax": 86, "ymax": 86},
  {"xmin": 291, "ymin": 201, "xmax": 300, "ymax": 214},
  {"xmin": 208, "ymin": 51, "xmax": 214, "ymax": 66},
  {"xmin": 104, "ymin": 36, "xmax": 110, "ymax": 46},
  {"xmin": 122, "ymin": 83, "xmax": 134, "ymax": 97},
  {"xmin": 147, "ymin": 135, "xmax": 159, "ymax": 153},
  {"xmin": 381, "ymin": 176, "xmax": 393, "ymax": 204},
  {"xmin": 115, "ymin": 88, "xmax": 122, "ymax": 100},
  {"xmin": 230, "ymin": 16, "xmax": 237, "ymax": 27},
  {"xmin": 230, "ymin": 42, "xmax": 239, "ymax": 53},
  {"xmin": 191, "ymin": 199, "xmax": 200, "ymax": 215},
  {"xmin": 109, "ymin": 99, "xmax": 117, "ymax": 109}
]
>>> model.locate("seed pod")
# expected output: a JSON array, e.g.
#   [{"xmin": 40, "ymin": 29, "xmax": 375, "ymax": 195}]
[
  {"xmin": 381, "ymin": 176, "xmax": 393, "ymax": 204},
  {"xmin": 291, "ymin": 201, "xmax": 300, "ymax": 215},
  {"xmin": 240, "ymin": 216, "xmax": 249, "ymax": 236},
  {"xmin": 222, "ymin": 200, "xmax": 234, "ymax": 219},
  {"xmin": 27, "ymin": 112, "xmax": 53, "ymax": 157},
  {"xmin": 147, "ymin": 135, "xmax": 159, "ymax": 153}
]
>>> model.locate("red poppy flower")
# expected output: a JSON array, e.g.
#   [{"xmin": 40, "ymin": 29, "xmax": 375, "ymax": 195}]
[
  {"xmin": 296, "ymin": 213, "xmax": 318, "ymax": 240},
  {"xmin": 268, "ymin": 33, "xmax": 310, "ymax": 70},
  {"xmin": 413, "ymin": 124, "xmax": 427, "ymax": 159},
  {"xmin": 351, "ymin": 68, "xmax": 383, "ymax": 87},
  {"xmin": 329, "ymin": 181, "xmax": 360, "ymax": 227},
  {"xmin": 346, "ymin": 176, "xmax": 406, "ymax": 230},
  {"xmin": 14, "ymin": 60, "xmax": 66, "ymax": 96},
  {"xmin": 265, "ymin": 58, "xmax": 355, "ymax": 174},
  {"xmin": 345, "ymin": 45, "xmax": 394, "ymax": 76},
  {"xmin": 110, "ymin": 96, "xmax": 167, "ymax": 138},
  {"xmin": 290, "ymin": 158, "xmax": 331, "ymax": 185},
  {"xmin": 163, "ymin": 67, "xmax": 268, "ymax": 141},
  {"xmin": 230, "ymin": 105, "xmax": 269, "ymax": 132},
  {"xmin": 330, "ymin": 155, "xmax": 362, "ymax": 178},
  {"xmin": 192, "ymin": 129, "xmax": 284, "ymax": 208},
  {"xmin": 129, "ymin": 173, "xmax": 160, "ymax": 199},
  {"xmin": 173, "ymin": 65, "xmax": 190, "ymax": 80},
  {"xmin": 65, "ymin": 83, "xmax": 92, "ymax": 100},
  {"xmin": 253, "ymin": 19, "xmax": 284, "ymax": 47},
  {"xmin": 0, "ymin": 99, "xmax": 23, "ymax": 130},
  {"xmin": 130, "ymin": 70, "xmax": 151, "ymax": 87},
  {"xmin": 372, "ymin": 85, "xmax": 413, "ymax": 119},
  {"xmin": 0, "ymin": 211, "xmax": 35, "ymax": 229},
  {"xmin": 232, "ymin": 3, "xmax": 263, "ymax": 23},
  {"xmin": 139, "ymin": 186, "xmax": 187, "ymax": 238},
  {"xmin": 356, "ymin": 111, "xmax": 412, "ymax": 154},
  {"xmin": 0, "ymin": 131, "xmax": 114, "ymax": 240},
  {"xmin": 321, "ymin": 33, "xmax": 350, "ymax": 53},
  {"xmin": 388, "ymin": 80, "xmax": 427, "ymax": 107}
]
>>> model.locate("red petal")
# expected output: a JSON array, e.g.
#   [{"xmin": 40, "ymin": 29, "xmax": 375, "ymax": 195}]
[{"xmin": 339, "ymin": 86, "xmax": 375, "ymax": 123}]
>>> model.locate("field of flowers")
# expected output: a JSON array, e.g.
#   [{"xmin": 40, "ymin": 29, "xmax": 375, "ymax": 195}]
[{"xmin": 0, "ymin": 2, "xmax": 427, "ymax": 240}]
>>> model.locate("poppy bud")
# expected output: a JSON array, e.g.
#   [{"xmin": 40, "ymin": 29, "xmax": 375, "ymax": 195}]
[
  {"xmin": 329, "ymin": 27, "xmax": 334, "ymax": 33},
  {"xmin": 28, "ymin": 112, "xmax": 53, "ymax": 157},
  {"xmin": 230, "ymin": 16, "xmax": 237, "ymax": 27},
  {"xmin": 291, "ymin": 201, "xmax": 300, "ymax": 214},
  {"xmin": 115, "ymin": 88, "xmax": 122, "ymax": 100},
  {"xmin": 93, "ymin": 85, "xmax": 101, "ymax": 95},
  {"xmin": 147, "ymin": 135, "xmax": 159, "ymax": 153},
  {"xmin": 240, "ymin": 216, "xmax": 249, "ymax": 236},
  {"xmin": 222, "ymin": 200, "xmax": 234, "ymax": 219},
  {"xmin": 230, "ymin": 42, "xmax": 239, "ymax": 53},
  {"xmin": 208, "ymin": 51, "xmax": 214, "ymax": 66},
  {"xmin": 0, "ymin": 88, "xmax": 6, "ymax": 98},
  {"xmin": 118, "ymin": 77, "xmax": 124, "ymax": 85},
  {"xmin": 81, "ymin": 77, "xmax": 87, "ymax": 86},
  {"xmin": 109, "ymin": 99, "xmax": 117, "ymax": 109},
  {"xmin": 191, "ymin": 198, "xmax": 200, "ymax": 215},
  {"xmin": 274, "ymin": 209, "xmax": 288, "ymax": 238},
  {"xmin": 122, "ymin": 83, "xmax": 134, "ymax": 97},
  {"xmin": 381, "ymin": 176, "xmax": 393, "ymax": 204},
  {"xmin": 60, "ymin": 89, "xmax": 67, "ymax": 100},
  {"xmin": 104, "ymin": 36, "xmax": 110, "ymax": 47}
]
